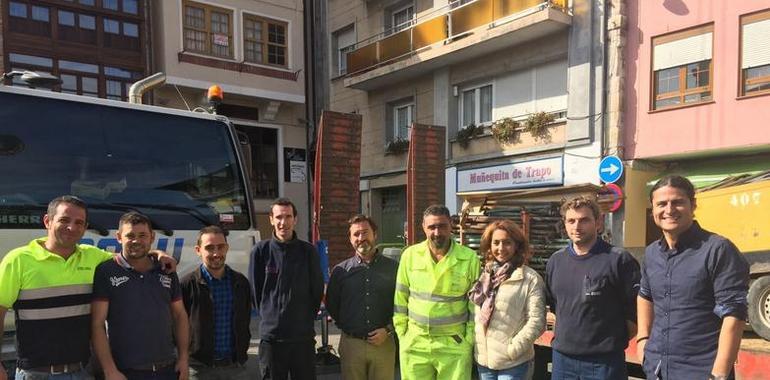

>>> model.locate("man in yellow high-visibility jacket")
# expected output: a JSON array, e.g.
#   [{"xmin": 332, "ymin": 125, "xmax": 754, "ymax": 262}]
[{"xmin": 394, "ymin": 204, "xmax": 481, "ymax": 380}]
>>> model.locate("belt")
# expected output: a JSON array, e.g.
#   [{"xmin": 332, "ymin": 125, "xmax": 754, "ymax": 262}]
[
  {"xmin": 26, "ymin": 362, "xmax": 84, "ymax": 374},
  {"xmin": 125, "ymin": 359, "xmax": 176, "ymax": 372}
]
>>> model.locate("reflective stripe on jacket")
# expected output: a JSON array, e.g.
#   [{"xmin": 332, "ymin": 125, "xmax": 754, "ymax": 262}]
[{"xmin": 393, "ymin": 240, "xmax": 480, "ymax": 338}]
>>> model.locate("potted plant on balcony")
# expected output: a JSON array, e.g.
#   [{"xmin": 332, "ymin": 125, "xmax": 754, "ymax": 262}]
[
  {"xmin": 455, "ymin": 123, "xmax": 484, "ymax": 149},
  {"xmin": 385, "ymin": 137, "xmax": 410, "ymax": 155},
  {"xmin": 491, "ymin": 117, "xmax": 521, "ymax": 144},
  {"xmin": 524, "ymin": 111, "xmax": 556, "ymax": 141}
]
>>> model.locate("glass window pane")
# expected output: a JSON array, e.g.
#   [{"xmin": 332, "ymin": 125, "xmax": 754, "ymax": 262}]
[
  {"xmin": 79, "ymin": 0, "xmax": 95, "ymax": 6},
  {"xmin": 123, "ymin": 22, "xmax": 138, "ymax": 37},
  {"xmin": 655, "ymin": 67, "xmax": 679, "ymax": 94},
  {"xmin": 462, "ymin": 90, "xmax": 475, "ymax": 126},
  {"xmin": 60, "ymin": 74, "xmax": 78, "ymax": 93},
  {"xmin": 267, "ymin": 45, "xmax": 285, "ymax": 65},
  {"xmin": 655, "ymin": 97, "xmax": 680, "ymax": 109},
  {"xmin": 10, "ymin": 2, "xmax": 27, "ymax": 18},
  {"xmin": 268, "ymin": 24, "xmax": 285, "ymax": 45},
  {"xmin": 104, "ymin": 18, "xmax": 120, "ymax": 34},
  {"xmin": 59, "ymin": 60, "xmax": 99, "ymax": 73},
  {"xmin": 480, "ymin": 85, "xmax": 492, "ymax": 123},
  {"xmin": 184, "ymin": 29, "xmax": 206, "ymax": 52},
  {"xmin": 245, "ymin": 41, "xmax": 263, "ymax": 63},
  {"xmin": 79, "ymin": 14, "xmax": 96, "ymax": 30},
  {"xmin": 105, "ymin": 66, "xmax": 133, "ymax": 79},
  {"xmin": 82, "ymin": 77, "xmax": 98, "ymax": 96},
  {"xmin": 106, "ymin": 79, "xmax": 122, "ymax": 98},
  {"xmin": 9, "ymin": 53, "xmax": 53, "ymax": 67},
  {"xmin": 103, "ymin": 0, "xmax": 118, "ymax": 10},
  {"xmin": 184, "ymin": 6, "xmax": 205, "ymax": 28},
  {"xmin": 123, "ymin": 0, "xmax": 138, "ymax": 14},
  {"xmin": 31, "ymin": 6, "xmax": 49, "ymax": 22},
  {"xmin": 58, "ymin": 10, "xmax": 75, "ymax": 26},
  {"xmin": 245, "ymin": 19, "xmax": 262, "ymax": 41},
  {"xmin": 211, "ymin": 12, "xmax": 229, "ymax": 34}
]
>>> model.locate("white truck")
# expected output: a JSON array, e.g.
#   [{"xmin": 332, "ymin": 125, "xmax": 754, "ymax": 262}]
[{"xmin": 0, "ymin": 85, "xmax": 260, "ymax": 367}]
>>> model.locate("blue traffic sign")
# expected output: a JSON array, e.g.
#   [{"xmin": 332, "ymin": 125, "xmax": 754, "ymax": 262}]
[{"xmin": 598, "ymin": 155, "xmax": 623, "ymax": 184}]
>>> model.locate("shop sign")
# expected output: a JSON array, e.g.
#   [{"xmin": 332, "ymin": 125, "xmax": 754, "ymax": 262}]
[{"xmin": 457, "ymin": 157, "xmax": 563, "ymax": 192}]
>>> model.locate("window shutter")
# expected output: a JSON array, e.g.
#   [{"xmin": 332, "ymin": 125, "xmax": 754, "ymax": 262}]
[
  {"xmin": 653, "ymin": 32, "xmax": 712, "ymax": 71},
  {"xmin": 742, "ymin": 18, "xmax": 770, "ymax": 69}
]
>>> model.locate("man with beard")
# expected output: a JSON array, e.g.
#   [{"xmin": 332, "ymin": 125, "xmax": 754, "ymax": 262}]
[
  {"xmin": 545, "ymin": 196, "xmax": 640, "ymax": 379},
  {"xmin": 393, "ymin": 205, "xmax": 480, "ymax": 380},
  {"xmin": 91, "ymin": 212, "xmax": 189, "ymax": 380},
  {"xmin": 249, "ymin": 198, "xmax": 324, "ymax": 380},
  {"xmin": 182, "ymin": 226, "xmax": 254, "ymax": 379},
  {"xmin": 326, "ymin": 215, "xmax": 398, "ymax": 380},
  {"xmin": 0, "ymin": 195, "xmax": 176, "ymax": 380}
]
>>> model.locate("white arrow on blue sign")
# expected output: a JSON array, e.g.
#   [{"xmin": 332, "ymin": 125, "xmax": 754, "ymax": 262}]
[{"xmin": 598, "ymin": 155, "xmax": 623, "ymax": 184}]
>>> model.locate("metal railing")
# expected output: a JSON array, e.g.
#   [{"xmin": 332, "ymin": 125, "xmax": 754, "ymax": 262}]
[{"xmin": 346, "ymin": 0, "xmax": 569, "ymax": 76}]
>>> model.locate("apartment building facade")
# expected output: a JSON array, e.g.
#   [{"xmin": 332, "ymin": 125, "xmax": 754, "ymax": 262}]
[
  {"xmin": 151, "ymin": 0, "xmax": 310, "ymax": 239},
  {"xmin": 1, "ymin": 0, "xmax": 149, "ymax": 99},
  {"xmin": 325, "ymin": 0, "xmax": 617, "ymax": 244},
  {"xmin": 622, "ymin": 0, "xmax": 770, "ymax": 253}
]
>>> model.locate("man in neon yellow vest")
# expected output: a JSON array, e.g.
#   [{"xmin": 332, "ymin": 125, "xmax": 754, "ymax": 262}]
[{"xmin": 394, "ymin": 204, "xmax": 481, "ymax": 380}]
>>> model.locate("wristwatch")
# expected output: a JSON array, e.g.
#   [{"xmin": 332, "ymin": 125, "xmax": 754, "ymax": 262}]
[{"xmin": 708, "ymin": 374, "xmax": 727, "ymax": 380}]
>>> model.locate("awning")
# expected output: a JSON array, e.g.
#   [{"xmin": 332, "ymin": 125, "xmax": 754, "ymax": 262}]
[{"xmin": 645, "ymin": 159, "xmax": 770, "ymax": 191}]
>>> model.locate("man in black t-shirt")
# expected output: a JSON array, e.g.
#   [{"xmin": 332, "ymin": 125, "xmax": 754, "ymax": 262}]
[
  {"xmin": 545, "ymin": 196, "xmax": 640, "ymax": 380},
  {"xmin": 91, "ymin": 212, "xmax": 190, "ymax": 380}
]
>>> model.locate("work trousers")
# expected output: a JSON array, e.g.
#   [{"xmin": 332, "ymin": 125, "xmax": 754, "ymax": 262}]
[
  {"xmin": 14, "ymin": 368, "xmax": 92, "ymax": 380},
  {"xmin": 258, "ymin": 339, "xmax": 316, "ymax": 380},
  {"xmin": 338, "ymin": 333, "xmax": 396, "ymax": 380},
  {"xmin": 399, "ymin": 333, "xmax": 473, "ymax": 380}
]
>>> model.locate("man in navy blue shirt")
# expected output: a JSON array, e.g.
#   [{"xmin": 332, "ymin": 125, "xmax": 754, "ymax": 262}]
[
  {"xmin": 249, "ymin": 198, "xmax": 324, "ymax": 380},
  {"xmin": 91, "ymin": 212, "xmax": 189, "ymax": 380},
  {"xmin": 546, "ymin": 196, "xmax": 640, "ymax": 380},
  {"xmin": 637, "ymin": 175, "xmax": 749, "ymax": 380}
]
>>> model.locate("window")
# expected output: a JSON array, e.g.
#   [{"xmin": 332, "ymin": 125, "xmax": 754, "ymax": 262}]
[
  {"xmin": 652, "ymin": 25, "xmax": 713, "ymax": 110},
  {"xmin": 332, "ymin": 25, "xmax": 355, "ymax": 76},
  {"xmin": 9, "ymin": 2, "xmax": 27, "ymax": 18},
  {"xmin": 79, "ymin": 0, "xmax": 95, "ymax": 6},
  {"xmin": 102, "ymin": 19, "xmax": 140, "ymax": 50},
  {"xmin": 104, "ymin": 18, "xmax": 120, "ymax": 34},
  {"xmin": 244, "ymin": 14, "xmax": 288, "ymax": 67},
  {"xmin": 8, "ymin": 2, "xmax": 51, "ymax": 36},
  {"xmin": 740, "ymin": 10, "xmax": 770, "ymax": 96},
  {"xmin": 103, "ymin": 0, "xmax": 138, "ymax": 14},
  {"xmin": 183, "ymin": 1, "xmax": 233, "ymax": 59},
  {"xmin": 392, "ymin": 5, "xmax": 414, "ymax": 33},
  {"xmin": 58, "ymin": 11, "xmax": 96, "ymax": 44},
  {"xmin": 387, "ymin": 100, "xmax": 414, "ymax": 141},
  {"xmin": 461, "ymin": 84, "xmax": 493, "ymax": 127},
  {"xmin": 58, "ymin": 10, "xmax": 75, "ymax": 26},
  {"xmin": 7, "ymin": 53, "xmax": 141, "ymax": 101}
]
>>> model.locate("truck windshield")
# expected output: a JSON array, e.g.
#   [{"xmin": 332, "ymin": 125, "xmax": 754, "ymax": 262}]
[{"xmin": 0, "ymin": 91, "xmax": 251, "ymax": 232}]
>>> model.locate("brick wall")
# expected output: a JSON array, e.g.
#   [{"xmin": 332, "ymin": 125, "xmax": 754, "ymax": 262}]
[
  {"xmin": 313, "ymin": 111, "xmax": 362, "ymax": 269},
  {"xmin": 406, "ymin": 124, "xmax": 446, "ymax": 245}
]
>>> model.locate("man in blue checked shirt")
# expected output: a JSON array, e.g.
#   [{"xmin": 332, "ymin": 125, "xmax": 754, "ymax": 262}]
[{"xmin": 182, "ymin": 226, "xmax": 255, "ymax": 380}]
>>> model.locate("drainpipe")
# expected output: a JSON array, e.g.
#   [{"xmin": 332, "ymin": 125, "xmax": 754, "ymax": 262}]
[{"xmin": 129, "ymin": 72, "xmax": 166, "ymax": 104}]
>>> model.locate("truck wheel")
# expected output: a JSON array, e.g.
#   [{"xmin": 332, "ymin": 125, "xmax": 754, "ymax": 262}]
[{"xmin": 748, "ymin": 276, "xmax": 770, "ymax": 341}]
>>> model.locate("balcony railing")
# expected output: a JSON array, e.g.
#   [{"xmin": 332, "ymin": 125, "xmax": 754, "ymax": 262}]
[{"xmin": 346, "ymin": 0, "xmax": 569, "ymax": 76}]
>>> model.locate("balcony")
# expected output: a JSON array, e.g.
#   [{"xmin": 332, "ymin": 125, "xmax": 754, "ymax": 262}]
[{"xmin": 344, "ymin": 0, "xmax": 571, "ymax": 90}]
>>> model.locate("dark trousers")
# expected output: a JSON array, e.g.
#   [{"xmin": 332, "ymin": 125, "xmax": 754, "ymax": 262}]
[
  {"xmin": 551, "ymin": 349, "xmax": 627, "ymax": 380},
  {"xmin": 258, "ymin": 340, "xmax": 316, "ymax": 380}
]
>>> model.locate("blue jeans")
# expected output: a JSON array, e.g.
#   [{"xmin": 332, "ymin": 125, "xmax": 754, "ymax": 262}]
[
  {"xmin": 477, "ymin": 361, "xmax": 532, "ymax": 380},
  {"xmin": 15, "ymin": 368, "xmax": 93, "ymax": 380},
  {"xmin": 551, "ymin": 350, "xmax": 627, "ymax": 380}
]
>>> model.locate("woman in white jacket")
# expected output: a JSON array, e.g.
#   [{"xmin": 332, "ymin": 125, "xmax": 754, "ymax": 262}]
[{"xmin": 468, "ymin": 220, "xmax": 547, "ymax": 380}]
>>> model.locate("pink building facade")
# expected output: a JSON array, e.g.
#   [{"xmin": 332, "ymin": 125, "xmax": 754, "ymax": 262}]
[{"xmin": 621, "ymin": 0, "xmax": 770, "ymax": 252}]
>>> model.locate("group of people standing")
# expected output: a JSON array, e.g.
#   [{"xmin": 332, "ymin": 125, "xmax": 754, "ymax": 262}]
[
  {"xmin": 0, "ymin": 173, "xmax": 751, "ymax": 380},
  {"xmin": 316, "ymin": 175, "xmax": 749, "ymax": 380}
]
